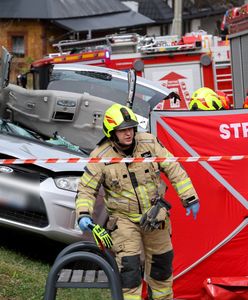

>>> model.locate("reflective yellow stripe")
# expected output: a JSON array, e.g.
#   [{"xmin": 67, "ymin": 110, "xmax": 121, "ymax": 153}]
[
  {"xmin": 106, "ymin": 189, "xmax": 135, "ymax": 199},
  {"xmin": 160, "ymin": 152, "xmax": 174, "ymax": 168},
  {"xmin": 76, "ymin": 198, "xmax": 93, "ymax": 206},
  {"xmin": 137, "ymin": 185, "xmax": 150, "ymax": 210},
  {"xmin": 146, "ymin": 182, "xmax": 157, "ymax": 194},
  {"xmin": 160, "ymin": 161, "xmax": 170, "ymax": 168},
  {"xmin": 175, "ymin": 178, "xmax": 193, "ymax": 194},
  {"xmin": 151, "ymin": 287, "xmax": 173, "ymax": 298},
  {"xmin": 127, "ymin": 214, "xmax": 141, "ymax": 223},
  {"xmin": 76, "ymin": 198, "xmax": 94, "ymax": 210},
  {"xmin": 105, "ymin": 189, "xmax": 120, "ymax": 198},
  {"xmin": 81, "ymin": 173, "xmax": 98, "ymax": 189},
  {"xmin": 122, "ymin": 190, "xmax": 136, "ymax": 197},
  {"xmin": 107, "ymin": 211, "xmax": 141, "ymax": 223},
  {"xmin": 76, "ymin": 204, "xmax": 91, "ymax": 210},
  {"xmin": 87, "ymin": 181, "xmax": 98, "ymax": 189},
  {"xmin": 123, "ymin": 293, "xmax": 142, "ymax": 300},
  {"xmin": 81, "ymin": 172, "xmax": 91, "ymax": 182}
]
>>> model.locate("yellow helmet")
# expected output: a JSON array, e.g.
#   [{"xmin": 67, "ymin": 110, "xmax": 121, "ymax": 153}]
[
  {"xmin": 189, "ymin": 87, "xmax": 223, "ymax": 110},
  {"xmin": 103, "ymin": 103, "xmax": 138, "ymax": 138}
]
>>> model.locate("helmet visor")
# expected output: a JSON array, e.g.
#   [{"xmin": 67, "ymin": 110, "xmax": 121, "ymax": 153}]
[{"xmin": 115, "ymin": 119, "xmax": 138, "ymax": 131}]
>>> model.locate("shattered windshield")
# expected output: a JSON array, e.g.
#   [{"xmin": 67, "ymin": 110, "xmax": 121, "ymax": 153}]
[
  {"xmin": 0, "ymin": 119, "xmax": 36, "ymax": 138},
  {"xmin": 0, "ymin": 119, "xmax": 87, "ymax": 154}
]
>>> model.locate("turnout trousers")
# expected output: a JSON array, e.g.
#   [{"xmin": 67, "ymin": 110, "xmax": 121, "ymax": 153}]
[{"xmin": 110, "ymin": 216, "xmax": 174, "ymax": 300}]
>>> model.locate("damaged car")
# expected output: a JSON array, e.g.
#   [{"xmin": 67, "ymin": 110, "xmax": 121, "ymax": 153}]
[
  {"xmin": 0, "ymin": 46, "xmax": 173, "ymax": 152},
  {"xmin": 0, "ymin": 126, "xmax": 106, "ymax": 244}
]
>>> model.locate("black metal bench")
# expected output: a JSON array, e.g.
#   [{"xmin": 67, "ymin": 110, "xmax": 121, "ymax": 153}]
[{"xmin": 44, "ymin": 241, "xmax": 123, "ymax": 300}]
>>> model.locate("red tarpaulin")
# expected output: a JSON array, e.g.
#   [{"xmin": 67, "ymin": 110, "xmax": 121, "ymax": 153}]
[
  {"xmin": 150, "ymin": 110, "xmax": 248, "ymax": 299},
  {"xmin": 202, "ymin": 276, "xmax": 248, "ymax": 299}
]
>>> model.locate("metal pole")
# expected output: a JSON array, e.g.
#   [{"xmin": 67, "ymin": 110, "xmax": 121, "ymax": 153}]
[{"xmin": 171, "ymin": 0, "xmax": 182, "ymax": 36}]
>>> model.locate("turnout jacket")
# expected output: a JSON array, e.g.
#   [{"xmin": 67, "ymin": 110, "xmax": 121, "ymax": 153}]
[{"xmin": 76, "ymin": 132, "xmax": 198, "ymax": 223}]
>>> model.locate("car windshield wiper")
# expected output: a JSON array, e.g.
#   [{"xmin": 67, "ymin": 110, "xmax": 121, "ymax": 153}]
[{"xmin": 0, "ymin": 120, "xmax": 14, "ymax": 134}]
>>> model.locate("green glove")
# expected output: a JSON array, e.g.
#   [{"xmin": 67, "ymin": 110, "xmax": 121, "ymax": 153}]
[{"xmin": 88, "ymin": 223, "xmax": 113, "ymax": 248}]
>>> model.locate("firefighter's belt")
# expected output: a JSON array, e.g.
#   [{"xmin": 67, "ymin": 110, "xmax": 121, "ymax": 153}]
[{"xmin": 140, "ymin": 199, "xmax": 171, "ymax": 231}]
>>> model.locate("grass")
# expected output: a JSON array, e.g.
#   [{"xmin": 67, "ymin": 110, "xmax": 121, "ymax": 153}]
[{"xmin": 0, "ymin": 246, "xmax": 112, "ymax": 300}]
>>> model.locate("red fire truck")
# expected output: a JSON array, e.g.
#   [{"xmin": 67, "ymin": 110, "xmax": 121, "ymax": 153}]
[{"xmin": 32, "ymin": 31, "xmax": 233, "ymax": 109}]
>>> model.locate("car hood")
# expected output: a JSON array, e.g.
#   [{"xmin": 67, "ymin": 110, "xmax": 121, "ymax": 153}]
[{"xmin": 0, "ymin": 133, "xmax": 86, "ymax": 172}]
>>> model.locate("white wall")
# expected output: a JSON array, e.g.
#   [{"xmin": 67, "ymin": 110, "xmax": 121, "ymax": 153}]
[
  {"xmin": 190, "ymin": 19, "xmax": 201, "ymax": 32},
  {"xmin": 147, "ymin": 26, "xmax": 161, "ymax": 36}
]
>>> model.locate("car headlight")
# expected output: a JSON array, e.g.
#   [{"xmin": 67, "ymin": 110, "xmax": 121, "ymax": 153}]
[{"xmin": 54, "ymin": 176, "xmax": 80, "ymax": 192}]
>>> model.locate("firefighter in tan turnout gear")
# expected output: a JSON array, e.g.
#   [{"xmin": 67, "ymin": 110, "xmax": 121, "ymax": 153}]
[{"xmin": 76, "ymin": 103, "xmax": 199, "ymax": 300}]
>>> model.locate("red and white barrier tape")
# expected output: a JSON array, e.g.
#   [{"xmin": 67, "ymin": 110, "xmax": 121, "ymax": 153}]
[{"xmin": 0, "ymin": 155, "xmax": 248, "ymax": 165}]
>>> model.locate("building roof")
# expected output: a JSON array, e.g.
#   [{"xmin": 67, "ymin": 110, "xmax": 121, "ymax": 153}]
[
  {"xmin": 0, "ymin": 0, "xmax": 129, "ymax": 19},
  {"xmin": 183, "ymin": 0, "xmax": 227, "ymax": 20},
  {"xmin": 134, "ymin": 0, "xmax": 228, "ymax": 23},
  {"xmin": 0, "ymin": 0, "xmax": 154, "ymax": 32},
  {"xmin": 0, "ymin": 0, "xmax": 229, "ymax": 32},
  {"xmin": 136, "ymin": 0, "xmax": 174, "ymax": 23},
  {"xmin": 55, "ymin": 11, "xmax": 155, "ymax": 32}
]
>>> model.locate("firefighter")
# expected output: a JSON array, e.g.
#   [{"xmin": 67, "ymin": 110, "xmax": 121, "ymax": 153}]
[
  {"xmin": 75, "ymin": 103, "xmax": 199, "ymax": 300},
  {"xmin": 189, "ymin": 87, "xmax": 231, "ymax": 110}
]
